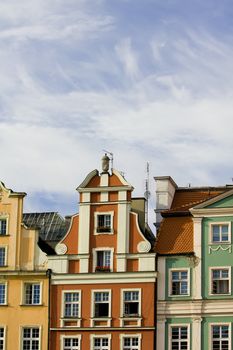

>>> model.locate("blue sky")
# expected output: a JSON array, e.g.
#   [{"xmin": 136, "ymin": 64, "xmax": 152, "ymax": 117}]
[{"xmin": 1, "ymin": 0, "xmax": 233, "ymax": 229}]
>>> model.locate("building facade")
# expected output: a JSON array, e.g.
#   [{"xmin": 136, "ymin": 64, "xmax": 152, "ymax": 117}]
[
  {"xmin": 155, "ymin": 176, "xmax": 233, "ymax": 350},
  {"xmin": 48, "ymin": 156, "xmax": 156, "ymax": 350},
  {"xmin": 0, "ymin": 182, "xmax": 49, "ymax": 350}
]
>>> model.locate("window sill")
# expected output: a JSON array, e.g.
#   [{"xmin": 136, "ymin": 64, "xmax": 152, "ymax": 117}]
[
  {"xmin": 20, "ymin": 303, "xmax": 43, "ymax": 307},
  {"xmin": 0, "ymin": 234, "xmax": 10, "ymax": 237},
  {"xmin": 0, "ymin": 304, "xmax": 8, "ymax": 306}
]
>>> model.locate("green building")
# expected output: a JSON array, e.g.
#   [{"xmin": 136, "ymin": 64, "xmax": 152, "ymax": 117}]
[{"xmin": 155, "ymin": 176, "xmax": 233, "ymax": 350}]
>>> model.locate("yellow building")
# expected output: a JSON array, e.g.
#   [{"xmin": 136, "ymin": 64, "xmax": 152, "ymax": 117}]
[{"xmin": 0, "ymin": 182, "xmax": 49, "ymax": 350}]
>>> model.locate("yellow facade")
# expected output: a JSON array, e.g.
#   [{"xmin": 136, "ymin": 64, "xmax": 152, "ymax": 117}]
[{"xmin": 0, "ymin": 182, "xmax": 49, "ymax": 350}]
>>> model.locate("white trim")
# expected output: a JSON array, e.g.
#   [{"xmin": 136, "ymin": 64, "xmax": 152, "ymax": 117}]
[
  {"xmin": 209, "ymin": 221, "xmax": 231, "ymax": 244},
  {"xmin": 60, "ymin": 334, "xmax": 82, "ymax": 350},
  {"xmin": 191, "ymin": 208, "xmax": 233, "ymax": 217},
  {"xmin": 168, "ymin": 323, "xmax": 190, "ymax": 350},
  {"xmin": 100, "ymin": 173, "xmax": 109, "ymax": 187},
  {"xmin": 51, "ymin": 271, "xmax": 157, "ymax": 285},
  {"xmin": 0, "ymin": 281, "xmax": 7, "ymax": 305},
  {"xmin": 94, "ymin": 212, "xmax": 114, "ymax": 235},
  {"xmin": 120, "ymin": 288, "xmax": 141, "ymax": 327},
  {"xmin": 209, "ymin": 322, "xmax": 231, "ymax": 350},
  {"xmin": 100, "ymin": 192, "xmax": 109, "ymax": 202},
  {"xmin": 90, "ymin": 334, "xmax": 111, "ymax": 350},
  {"xmin": 192, "ymin": 317, "xmax": 202, "ymax": 350},
  {"xmin": 61, "ymin": 290, "xmax": 81, "ymax": 327},
  {"xmin": 193, "ymin": 217, "xmax": 202, "ymax": 300},
  {"xmin": 92, "ymin": 248, "xmax": 114, "ymax": 273},
  {"xmin": 79, "ymin": 186, "xmax": 132, "ymax": 193},
  {"xmin": 209, "ymin": 266, "xmax": 231, "ymax": 296},
  {"xmin": 120, "ymin": 333, "xmax": 142, "ymax": 350},
  {"xmin": 91, "ymin": 289, "xmax": 112, "ymax": 327},
  {"xmin": 20, "ymin": 325, "xmax": 42, "ymax": 350},
  {"xmin": 169, "ymin": 268, "xmax": 190, "ymax": 297},
  {"xmin": 21, "ymin": 281, "xmax": 43, "ymax": 305},
  {"xmin": 157, "ymin": 319, "xmax": 166, "ymax": 350},
  {"xmin": 78, "ymin": 169, "xmax": 99, "ymax": 189},
  {"xmin": 118, "ymin": 191, "xmax": 127, "ymax": 201},
  {"xmin": 58, "ymin": 213, "xmax": 79, "ymax": 246},
  {"xmin": 0, "ymin": 325, "xmax": 6, "ymax": 350}
]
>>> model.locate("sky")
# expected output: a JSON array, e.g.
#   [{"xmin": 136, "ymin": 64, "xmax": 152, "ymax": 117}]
[{"xmin": 1, "ymin": 0, "xmax": 233, "ymax": 230}]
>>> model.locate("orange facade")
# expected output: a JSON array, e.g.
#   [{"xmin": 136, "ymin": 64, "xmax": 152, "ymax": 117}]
[{"xmin": 48, "ymin": 164, "xmax": 156, "ymax": 350}]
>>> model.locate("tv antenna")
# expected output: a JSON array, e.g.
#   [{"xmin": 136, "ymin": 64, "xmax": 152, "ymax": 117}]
[
  {"xmin": 102, "ymin": 150, "xmax": 113, "ymax": 170},
  {"xmin": 144, "ymin": 162, "xmax": 151, "ymax": 225}
]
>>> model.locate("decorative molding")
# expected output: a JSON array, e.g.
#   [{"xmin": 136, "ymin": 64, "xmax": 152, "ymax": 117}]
[
  {"xmin": 208, "ymin": 245, "xmax": 231, "ymax": 254},
  {"xmin": 137, "ymin": 241, "xmax": 151, "ymax": 253},
  {"xmin": 55, "ymin": 243, "xmax": 68, "ymax": 255}
]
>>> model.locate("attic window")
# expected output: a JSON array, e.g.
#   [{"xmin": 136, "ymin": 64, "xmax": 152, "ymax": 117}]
[{"xmin": 94, "ymin": 212, "xmax": 114, "ymax": 235}]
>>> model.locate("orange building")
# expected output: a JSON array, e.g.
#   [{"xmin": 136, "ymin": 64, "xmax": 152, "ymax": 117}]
[{"xmin": 48, "ymin": 155, "xmax": 156, "ymax": 350}]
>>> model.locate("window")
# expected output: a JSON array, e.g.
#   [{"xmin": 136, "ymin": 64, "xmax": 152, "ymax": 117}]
[
  {"xmin": 63, "ymin": 292, "xmax": 80, "ymax": 318},
  {"xmin": 170, "ymin": 270, "xmax": 189, "ymax": 296},
  {"xmin": 94, "ymin": 212, "xmax": 114, "ymax": 235},
  {"xmin": 24, "ymin": 283, "xmax": 41, "ymax": 305},
  {"xmin": 170, "ymin": 325, "xmax": 189, "ymax": 350},
  {"xmin": 211, "ymin": 268, "xmax": 230, "ymax": 295},
  {"xmin": 0, "ymin": 220, "xmax": 7, "ymax": 236},
  {"xmin": 123, "ymin": 337, "xmax": 140, "ymax": 350},
  {"xmin": 0, "ymin": 248, "xmax": 6, "ymax": 267},
  {"xmin": 62, "ymin": 337, "xmax": 80, "ymax": 350},
  {"xmin": 211, "ymin": 224, "xmax": 230, "ymax": 243},
  {"xmin": 123, "ymin": 291, "xmax": 140, "ymax": 317},
  {"xmin": 93, "ymin": 291, "xmax": 110, "ymax": 318},
  {"xmin": 0, "ymin": 284, "xmax": 6, "ymax": 305},
  {"xmin": 0, "ymin": 328, "xmax": 5, "ymax": 350},
  {"xmin": 93, "ymin": 337, "xmax": 110, "ymax": 350},
  {"xmin": 96, "ymin": 251, "xmax": 111, "ymax": 272},
  {"xmin": 211, "ymin": 324, "xmax": 230, "ymax": 350},
  {"xmin": 22, "ymin": 327, "xmax": 40, "ymax": 350},
  {"xmin": 97, "ymin": 215, "xmax": 111, "ymax": 233}
]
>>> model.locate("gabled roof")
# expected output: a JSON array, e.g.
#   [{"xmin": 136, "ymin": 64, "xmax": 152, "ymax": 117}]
[
  {"xmin": 23, "ymin": 212, "xmax": 68, "ymax": 242},
  {"xmin": 155, "ymin": 186, "xmax": 229, "ymax": 255}
]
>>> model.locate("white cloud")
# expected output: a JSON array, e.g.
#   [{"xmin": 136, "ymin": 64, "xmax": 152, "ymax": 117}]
[
  {"xmin": 115, "ymin": 37, "xmax": 140, "ymax": 79},
  {"xmin": 0, "ymin": 1, "xmax": 233, "ymax": 232}
]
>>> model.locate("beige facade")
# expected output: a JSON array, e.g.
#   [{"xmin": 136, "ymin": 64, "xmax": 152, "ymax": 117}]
[{"xmin": 0, "ymin": 182, "xmax": 49, "ymax": 350}]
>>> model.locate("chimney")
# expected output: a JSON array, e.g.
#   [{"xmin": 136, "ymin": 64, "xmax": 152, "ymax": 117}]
[{"xmin": 154, "ymin": 176, "xmax": 177, "ymax": 227}]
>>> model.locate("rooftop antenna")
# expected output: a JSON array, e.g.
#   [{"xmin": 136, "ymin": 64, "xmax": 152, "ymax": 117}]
[
  {"xmin": 102, "ymin": 149, "xmax": 113, "ymax": 170},
  {"xmin": 144, "ymin": 162, "xmax": 151, "ymax": 225}
]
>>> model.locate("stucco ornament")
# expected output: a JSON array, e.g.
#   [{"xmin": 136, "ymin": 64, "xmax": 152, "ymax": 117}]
[
  {"xmin": 101, "ymin": 154, "xmax": 110, "ymax": 172},
  {"xmin": 137, "ymin": 241, "xmax": 151, "ymax": 253},
  {"xmin": 55, "ymin": 243, "xmax": 67, "ymax": 255}
]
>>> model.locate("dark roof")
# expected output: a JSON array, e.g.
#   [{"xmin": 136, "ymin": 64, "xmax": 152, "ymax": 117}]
[{"xmin": 23, "ymin": 212, "xmax": 68, "ymax": 242}]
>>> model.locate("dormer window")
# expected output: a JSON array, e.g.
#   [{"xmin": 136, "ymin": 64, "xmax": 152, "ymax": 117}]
[{"xmin": 94, "ymin": 212, "xmax": 114, "ymax": 235}]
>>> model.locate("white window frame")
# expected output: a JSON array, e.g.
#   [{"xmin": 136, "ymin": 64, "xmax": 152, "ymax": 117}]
[
  {"xmin": 60, "ymin": 335, "xmax": 82, "ymax": 350},
  {"xmin": 209, "ymin": 266, "xmax": 231, "ymax": 296},
  {"xmin": 92, "ymin": 248, "xmax": 114, "ymax": 273},
  {"xmin": 0, "ymin": 282, "xmax": 7, "ymax": 305},
  {"xmin": 168, "ymin": 324, "xmax": 190, "ymax": 350},
  {"xmin": 90, "ymin": 334, "xmax": 111, "ymax": 350},
  {"xmin": 209, "ymin": 323, "xmax": 231, "ymax": 350},
  {"xmin": 120, "ymin": 289, "xmax": 142, "ymax": 327},
  {"xmin": 94, "ymin": 211, "xmax": 114, "ymax": 235},
  {"xmin": 0, "ymin": 326, "xmax": 6, "ymax": 350},
  {"xmin": 169, "ymin": 268, "xmax": 190, "ymax": 297},
  {"xmin": 21, "ymin": 326, "xmax": 41, "ymax": 350},
  {"xmin": 0, "ymin": 247, "xmax": 7, "ymax": 267},
  {"xmin": 21, "ymin": 282, "xmax": 42, "ymax": 305},
  {"xmin": 61, "ymin": 290, "xmax": 81, "ymax": 327},
  {"xmin": 91, "ymin": 290, "xmax": 112, "ymax": 327},
  {"xmin": 120, "ymin": 334, "xmax": 142, "ymax": 350},
  {"xmin": 0, "ymin": 218, "xmax": 8, "ymax": 236},
  {"xmin": 209, "ymin": 222, "xmax": 231, "ymax": 244}
]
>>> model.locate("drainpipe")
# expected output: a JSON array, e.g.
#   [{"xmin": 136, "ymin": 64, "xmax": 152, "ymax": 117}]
[
  {"xmin": 46, "ymin": 269, "xmax": 52, "ymax": 350},
  {"xmin": 154, "ymin": 254, "xmax": 158, "ymax": 350}
]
